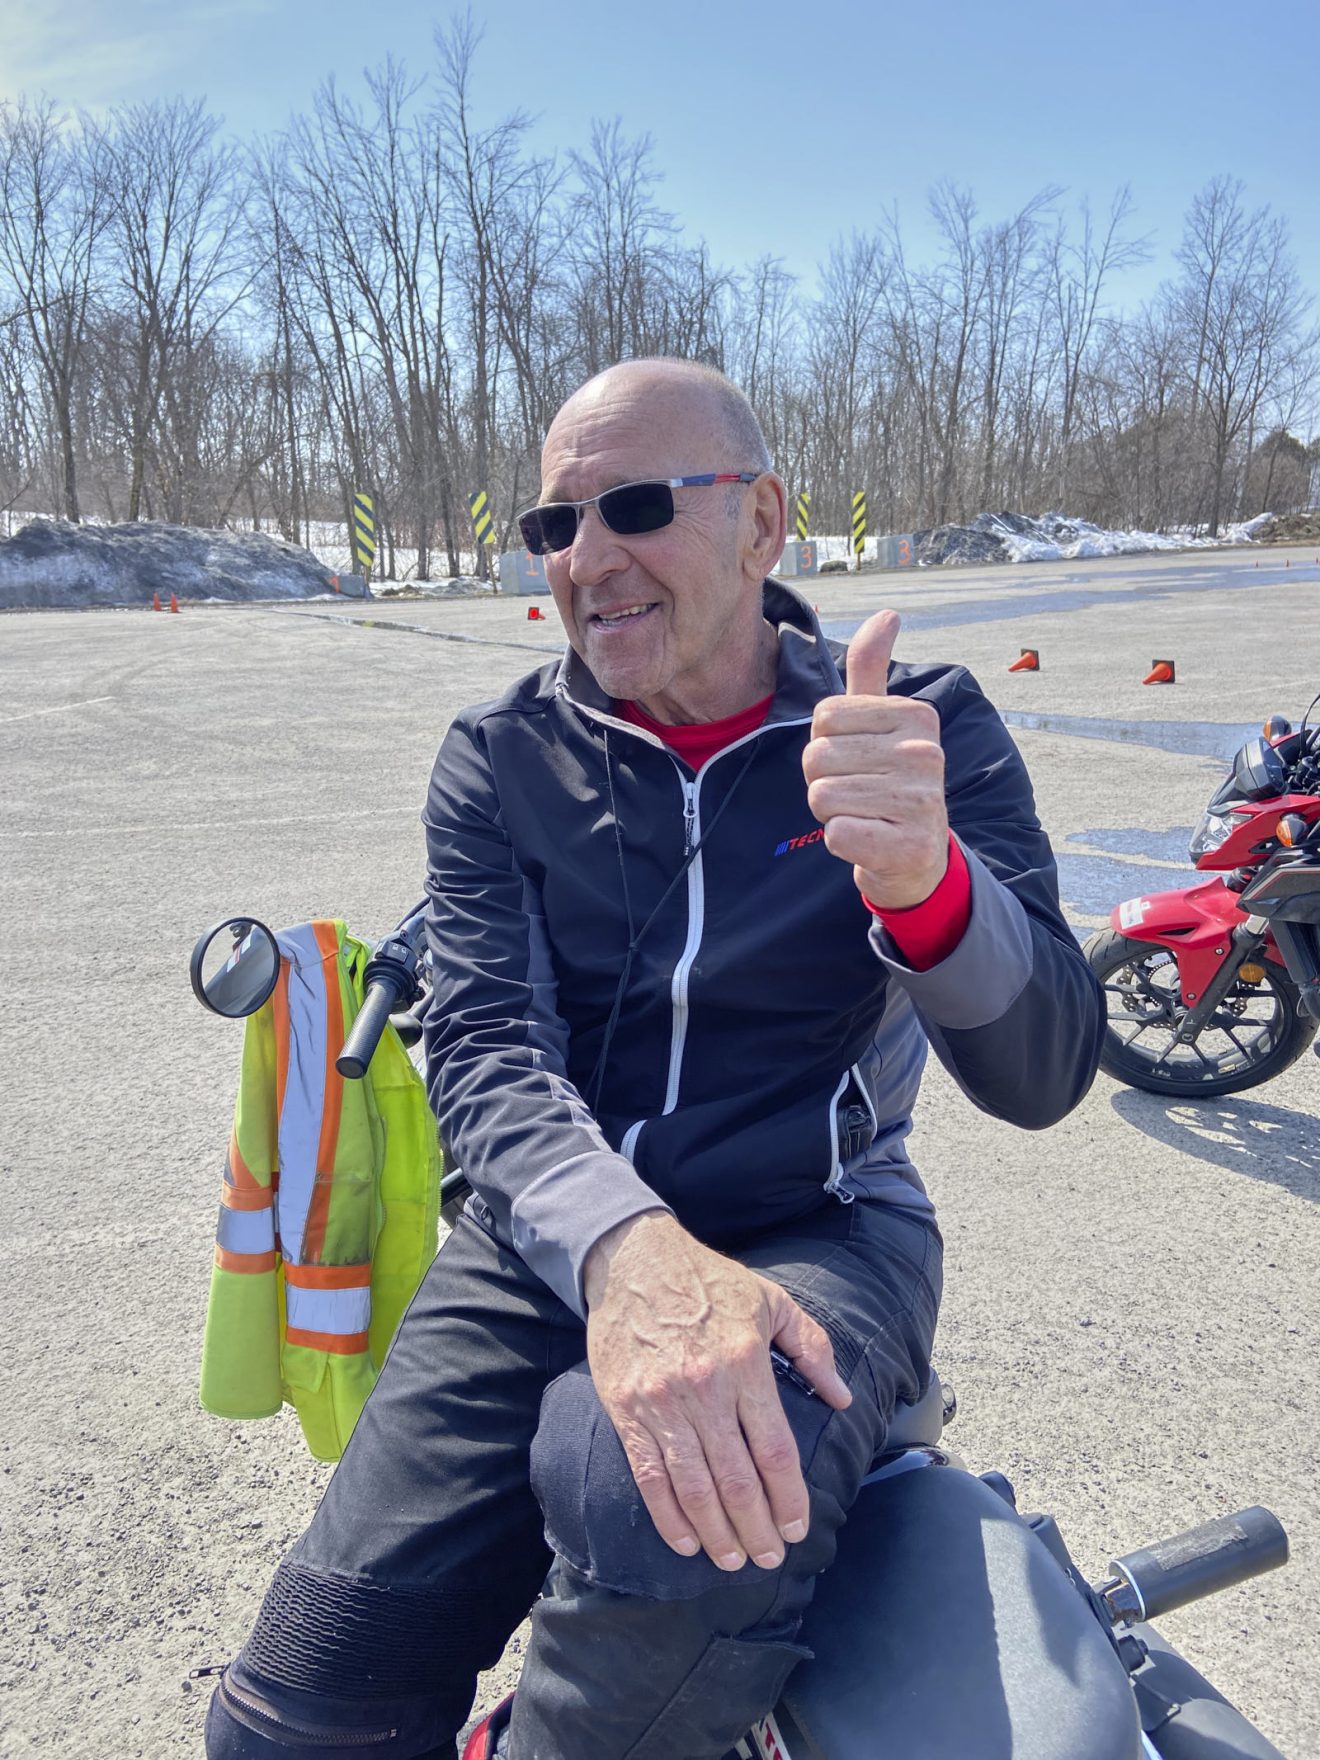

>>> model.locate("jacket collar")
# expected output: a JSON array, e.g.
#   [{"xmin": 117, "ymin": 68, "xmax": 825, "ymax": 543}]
[{"xmin": 555, "ymin": 578, "xmax": 843, "ymax": 723}]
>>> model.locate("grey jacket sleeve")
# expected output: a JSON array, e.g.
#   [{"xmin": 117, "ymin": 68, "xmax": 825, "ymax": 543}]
[
  {"xmin": 869, "ymin": 665, "xmax": 1104, "ymax": 1128},
  {"xmin": 421, "ymin": 714, "xmax": 670, "ymax": 1317}
]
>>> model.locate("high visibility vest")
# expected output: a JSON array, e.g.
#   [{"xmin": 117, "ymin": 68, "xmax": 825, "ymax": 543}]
[{"xmin": 198, "ymin": 920, "xmax": 441, "ymax": 1461}]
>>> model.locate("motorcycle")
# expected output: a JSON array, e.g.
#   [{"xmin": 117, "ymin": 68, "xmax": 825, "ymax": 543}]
[
  {"xmin": 1085, "ymin": 704, "xmax": 1320, "ymax": 1097},
  {"xmin": 191, "ymin": 913, "xmax": 1296, "ymax": 1760}
]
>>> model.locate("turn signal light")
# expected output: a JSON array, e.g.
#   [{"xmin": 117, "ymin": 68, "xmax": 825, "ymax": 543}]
[
  {"xmin": 1263, "ymin": 714, "xmax": 1292, "ymax": 739},
  {"xmin": 1276, "ymin": 814, "xmax": 1307, "ymax": 847},
  {"xmin": 1237, "ymin": 964, "xmax": 1266, "ymax": 985}
]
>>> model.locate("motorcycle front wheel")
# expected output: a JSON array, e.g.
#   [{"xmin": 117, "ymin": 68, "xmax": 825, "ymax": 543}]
[{"xmin": 1083, "ymin": 929, "xmax": 1317, "ymax": 1097}]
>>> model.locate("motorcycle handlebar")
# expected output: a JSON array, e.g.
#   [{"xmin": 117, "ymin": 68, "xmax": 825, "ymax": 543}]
[
  {"xmin": 1101, "ymin": 1506, "xmax": 1287, "ymax": 1625},
  {"xmin": 336, "ymin": 979, "xmax": 403, "ymax": 1079}
]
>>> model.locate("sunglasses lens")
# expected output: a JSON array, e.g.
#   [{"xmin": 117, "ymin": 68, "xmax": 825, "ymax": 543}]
[
  {"xmin": 520, "ymin": 504, "xmax": 578, "ymax": 555},
  {"xmin": 600, "ymin": 481, "xmax": 675, "ymax": 536}
]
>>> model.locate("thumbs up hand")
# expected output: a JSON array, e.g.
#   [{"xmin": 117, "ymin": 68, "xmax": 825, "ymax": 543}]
[{"xmin": 802, "ymin": 610, "xmax": 949, "ymax": 910}]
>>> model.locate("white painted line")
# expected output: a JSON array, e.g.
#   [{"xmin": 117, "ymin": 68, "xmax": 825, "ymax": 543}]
[
  {"xmin": 0, "ymin": 805, "xmax": 418, "ymax": 838},
  {"xmin": 0, "ymin": 696, "xmax": 116, "ymax": 725}
]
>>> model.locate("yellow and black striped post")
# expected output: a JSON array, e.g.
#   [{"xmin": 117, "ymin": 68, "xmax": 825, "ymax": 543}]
[
  {"xmin": 795, "ymin": 492, "xmax": 810, "ymax": 541},
  {"xmin": 353, "ymin": 490, "xmax": 376, "ymax": 580},
  {"xmin": 851, "ymin": 491, "xmax": 867, "ymax": 567},
  {"xmin": 469, "ymin": 489, "xmax": 495, "ymax": 551}
]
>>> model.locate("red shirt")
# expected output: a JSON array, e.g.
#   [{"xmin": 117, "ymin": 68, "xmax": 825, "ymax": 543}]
[{"xmin": 617, "ymin": 697, "xmax": 971, "ymax": 970}]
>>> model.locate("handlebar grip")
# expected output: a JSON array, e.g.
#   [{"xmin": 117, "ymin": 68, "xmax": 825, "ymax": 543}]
[
  {"xmin": 1108, "ymin": 1506, "xmax": 1287, "ymax": 1623},
  {"xmin": 336, "ymin": 981, "xmax": 399, "ymax": 1079}
]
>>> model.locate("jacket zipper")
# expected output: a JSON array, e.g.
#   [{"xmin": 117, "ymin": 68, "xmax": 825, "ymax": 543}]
[
  {"xmin": 217, "ymin": 1674, "xmax": 397, "ymax": 1747},
  {"xmin": 612, "ymin": 716, "xmax": 813, "ymax": 1154}
]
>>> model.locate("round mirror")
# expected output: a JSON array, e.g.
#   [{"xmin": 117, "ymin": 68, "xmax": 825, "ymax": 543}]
[{"xmin": 190, "ymin": 917, "xmax": 280, "ymax": 1017}]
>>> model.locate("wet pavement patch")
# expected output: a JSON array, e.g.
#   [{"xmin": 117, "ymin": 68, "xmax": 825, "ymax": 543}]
[
  {"xmin": 1055, "ymin": 852, "xmax": 1197, "ymax": 919},
  {"xmin": 1065, "ymin": 826, "xmax": 1198, "ymax": 864},
  {"xmin": 819, "ymin": 557, "xmax": 1285, "ymax": 645},
  {"xmin": 998, "ymin": 710, "xmax": 1255, "ymax": 761}
]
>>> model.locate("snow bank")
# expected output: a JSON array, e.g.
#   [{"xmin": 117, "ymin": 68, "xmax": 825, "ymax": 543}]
[
  {"xmin": 908, "ymin": 510, "xmax": 1270, "ymax": 568},
  {"xmin": 0, "ymin": 519, "xmax": 340, "ymax": 608}
]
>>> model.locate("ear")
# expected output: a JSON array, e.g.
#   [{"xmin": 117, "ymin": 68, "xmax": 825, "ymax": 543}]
[{"xmin": 742, "ymin": 472, "xmax": 787, "ymax": 582}]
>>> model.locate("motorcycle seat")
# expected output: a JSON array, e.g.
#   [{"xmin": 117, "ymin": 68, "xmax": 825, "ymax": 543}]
[{"xmin": 769, "ymin": 1462, "xmax": 1143, "ymax": 1760}]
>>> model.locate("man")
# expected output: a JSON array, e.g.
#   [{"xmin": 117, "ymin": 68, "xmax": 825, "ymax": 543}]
[{"xmin": 205, "ymin": 359, "xmax": 1103, "ymax": 1760}]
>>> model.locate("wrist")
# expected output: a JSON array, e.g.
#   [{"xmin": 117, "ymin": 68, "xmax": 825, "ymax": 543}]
[{"xmin": 583, "ymin": 1208, "xmax": 675, "ymax": 1308}]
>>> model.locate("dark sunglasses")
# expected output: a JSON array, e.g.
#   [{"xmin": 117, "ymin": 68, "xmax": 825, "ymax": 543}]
[{"xmin": 517, "ymin": 472, "xmax": 761, "ymax": 556}]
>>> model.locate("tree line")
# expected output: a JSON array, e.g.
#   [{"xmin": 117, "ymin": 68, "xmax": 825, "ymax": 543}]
[{"xmin": 2, "ymin": 17, "xmax": 1317, "ymax": 578}]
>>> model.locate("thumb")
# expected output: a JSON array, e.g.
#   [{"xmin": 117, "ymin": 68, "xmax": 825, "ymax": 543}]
[{"xmin": 845, "ymin": 609, "xmax": 900, "ymax": 698}]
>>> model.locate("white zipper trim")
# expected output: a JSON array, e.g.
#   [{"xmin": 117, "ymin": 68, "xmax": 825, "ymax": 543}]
[
  {"xmin": 823, "ymin": 1069, "xmax": 852, "ymax": 1200},
  {"xmin": 599, "ymin": 710, "xmax": 816, "ymax": 1145},
  {"xmin": 620, "ymin": 1119, "xmax": 645, "ymax": 1162}
]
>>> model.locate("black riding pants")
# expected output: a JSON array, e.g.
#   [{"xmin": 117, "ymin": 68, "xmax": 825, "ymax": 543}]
[{"xmin": 203, "ymin": 1198, "xmax": 941, "ymax": 1760}]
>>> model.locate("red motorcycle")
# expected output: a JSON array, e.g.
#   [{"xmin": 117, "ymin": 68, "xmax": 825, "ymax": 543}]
[{"xmin": 1085, "ymin": 705, "xmax": 1320, "ymax": 1096}]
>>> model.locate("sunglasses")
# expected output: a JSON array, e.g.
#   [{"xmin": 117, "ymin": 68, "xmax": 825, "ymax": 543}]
[{"xmin": 517, "ymin": 472, "xmax": 761, "ymax": 556}]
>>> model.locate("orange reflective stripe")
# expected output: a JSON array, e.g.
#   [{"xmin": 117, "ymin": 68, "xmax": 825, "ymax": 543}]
[
  {"xmin": 301, "ymin": 920, "xmax": 345, "ymax": 1265},
  {"xmin": 221, "ymin": 1182, "xmax": 272, "ymax": 1213},
  {"xmin": 283, "ymin": 1261, "xmax": 371, "ymax": 1291},
  {"xmin": 227, "ymin": 1127, "xmax": 264, "ymax": 1195},
  {"xmin": 285, "ymin": 1327, "xmax": 370, "ymax": 1355},
  {"xmin": 215, "ymin": 1246, "xmax": 278, "ymax": 1274}
]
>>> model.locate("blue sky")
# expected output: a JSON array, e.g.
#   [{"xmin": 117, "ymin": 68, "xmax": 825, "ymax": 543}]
[{"xmin": 4, "ymin": 0, "xmax": 1318, "ymax": 314}]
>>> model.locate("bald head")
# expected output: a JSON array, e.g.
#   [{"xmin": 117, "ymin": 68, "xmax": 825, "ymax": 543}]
[{"xmin": 549, "ymin": 358, "xmax": 771, "ymax": 475}]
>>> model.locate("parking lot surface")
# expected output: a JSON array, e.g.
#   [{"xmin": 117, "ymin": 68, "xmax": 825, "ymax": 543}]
[{"xmin": 2, "ymin": 545, "xmax": 1317, "ymax": 1756}]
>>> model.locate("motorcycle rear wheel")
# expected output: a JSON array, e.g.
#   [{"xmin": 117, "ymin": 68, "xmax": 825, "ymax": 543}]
[{"xmin": 1083, "ymin": 928, "xmax": 1317, "ymax": 1097}]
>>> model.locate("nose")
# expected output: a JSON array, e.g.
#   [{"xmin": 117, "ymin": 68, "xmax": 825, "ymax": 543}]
[{"xmin": 563, "ymin": 502, "xmax": 629, "ymax": 587}]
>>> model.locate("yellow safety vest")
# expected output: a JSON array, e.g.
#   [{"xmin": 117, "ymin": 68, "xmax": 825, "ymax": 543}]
[{"xmin": 198, "ymin": 920, "xmax": 441, "ymax": 1461}]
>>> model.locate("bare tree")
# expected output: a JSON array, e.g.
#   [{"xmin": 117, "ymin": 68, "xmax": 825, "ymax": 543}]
[{"xmin": 0, "ymin": 98, "xmax": 104, "ymax": 520}]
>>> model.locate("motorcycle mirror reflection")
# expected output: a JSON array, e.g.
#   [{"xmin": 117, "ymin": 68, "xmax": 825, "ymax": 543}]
[{"xmin": 190, "ymin": 917, "xmax": 280, "ymax": 1017}]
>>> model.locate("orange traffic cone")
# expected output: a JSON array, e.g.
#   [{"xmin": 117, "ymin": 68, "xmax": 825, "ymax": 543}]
[
  {"xmin": 1008, "ymin": 648, "xmax": 1040, "ymax": 672},
  {"xmin": 169, "ymin": 593, "xmax": 179, "ymax": 613},
  {"xmin": 1144, "ymin": 659, "xmax": 1176, "ymax": 685},
  {"xmin": 329, "ymin": 574, "xmax": 340, "ymax": 593},
  {"xmin": 151, "ymin": 591, "xmax": 162, "ymax": 611},
  {"xmin": 527, "ymin": 605, "xmax": 543, "ymax": 620}
]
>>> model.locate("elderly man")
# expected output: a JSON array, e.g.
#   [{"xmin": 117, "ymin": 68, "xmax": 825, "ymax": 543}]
[{"xmin": 206, "ymin": 359, "xmax": 1103, "ymax": 1760}]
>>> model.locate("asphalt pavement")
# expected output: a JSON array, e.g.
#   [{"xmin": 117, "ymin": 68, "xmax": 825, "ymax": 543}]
[{"xmin": 1, "ymin": 544, "xmax": 1317, "ymax": 1756}]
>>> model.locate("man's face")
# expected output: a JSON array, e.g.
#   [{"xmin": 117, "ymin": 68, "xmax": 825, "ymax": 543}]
[{"xmin": 538, "ymin": 376, "xmax": 768, "ymax": 713}]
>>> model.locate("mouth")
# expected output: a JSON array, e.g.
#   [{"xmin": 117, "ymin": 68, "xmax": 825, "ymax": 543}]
[{"xmin": 588, "ymin": 602, "xmax": 658, "ymax": 629}]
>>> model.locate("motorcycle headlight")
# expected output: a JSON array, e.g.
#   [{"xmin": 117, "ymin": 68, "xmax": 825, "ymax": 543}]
[{"xmin": 1189, "ymin": 810, "xmax": 1236, "ymax": 862}]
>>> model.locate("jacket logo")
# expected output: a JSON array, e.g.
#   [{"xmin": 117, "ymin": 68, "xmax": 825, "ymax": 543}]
[{"xmin": 774, "ymin": 828, "xmax": 825, "ymax": 857}]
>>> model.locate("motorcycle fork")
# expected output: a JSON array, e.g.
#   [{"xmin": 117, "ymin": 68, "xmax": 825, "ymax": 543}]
[{"xmin": 1168, "ymin": 916, "xmax": 1270, "ymax": 1046}]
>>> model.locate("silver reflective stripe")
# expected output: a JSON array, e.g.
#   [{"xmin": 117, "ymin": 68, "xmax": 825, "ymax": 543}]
[
  {"xmin": 822, "ymin": 1070, "xmax": 850, "ymax": 1198},
  {"xmin": 285, "ymin": 1283, "xmax": 371, "ymax": 1337},
  {"xmin": 216, "ymin": 1207, "xmax": 275, "ymax": 1255},
  {"xmin": 273, "ymin": 923, "xmax": 330, "ymax": 1268}
]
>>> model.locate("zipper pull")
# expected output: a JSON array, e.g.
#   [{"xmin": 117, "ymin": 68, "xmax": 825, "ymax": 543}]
[{"xmin": 682, "ymin": 785, "xmax": 697, "ymax": 855}]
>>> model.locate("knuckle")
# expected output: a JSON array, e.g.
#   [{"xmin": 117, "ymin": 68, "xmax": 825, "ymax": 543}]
[
  {"xmin": 754, "ymin": 1434, "xmax": 800, "ymax": 1475},
  {"xmin": 629, "ymin": 1456, "xmax": 671, "ymax": 1494},
  {"xmin": 714, "ymin": 1469, "xmax": 760, "ymax": 1509}
]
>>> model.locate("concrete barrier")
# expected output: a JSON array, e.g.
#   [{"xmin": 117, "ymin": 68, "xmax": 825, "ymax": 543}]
[
  {"xmin": 498, "ymin": 549, "xmax": 550, "ymax": 594},
  {"xmin": 775, "ymin": 540, "xmax": 821, "ymax": 579}
]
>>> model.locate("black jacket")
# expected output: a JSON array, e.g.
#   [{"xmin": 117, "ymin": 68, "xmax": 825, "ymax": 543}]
[{"xmin": 423, "ymin": 580, "xmax": 1103, "ymax": 1313}]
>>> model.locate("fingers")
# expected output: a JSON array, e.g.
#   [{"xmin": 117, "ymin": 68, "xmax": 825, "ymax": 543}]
[
  {"xmin": 844, "ymin": 609, "xmax": 900, "ymax": 698},
  {"xmin": 738, "ymin": 1385, "xmax": 810, "ymax": 1547},
  {"xmin": 769, "ymin": 1292, "xmax": 852, "ymax": 1410},
  {"xmin": 624, "ymin": 1407, "xmax": 785, "ymax": 1572}
]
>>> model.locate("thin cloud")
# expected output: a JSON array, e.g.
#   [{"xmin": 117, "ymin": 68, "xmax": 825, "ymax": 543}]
[{"xmin": 1, "ymin": 0, "xmax": 274, "ymax": 113}]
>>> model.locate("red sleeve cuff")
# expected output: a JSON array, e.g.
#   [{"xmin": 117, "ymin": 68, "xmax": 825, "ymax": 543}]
[{"xmin": 863, "ymin": 835, "xmax": 972, "ymax": 972}]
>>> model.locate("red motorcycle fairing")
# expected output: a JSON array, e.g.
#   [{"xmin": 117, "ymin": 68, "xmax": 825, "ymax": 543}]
[
  {"xmin": 1197, "ymin": 793, "xmax": 1320, "ymax": 870},
  {"xmin": 1109, "ymin": 877, "xmax": 1279, "ymax": 1008}
]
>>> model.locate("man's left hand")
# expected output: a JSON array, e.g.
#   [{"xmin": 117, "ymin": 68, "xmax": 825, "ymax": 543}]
[{"xmin": 803, "ymin": 609, "xmax": 949, "ymax": 910}]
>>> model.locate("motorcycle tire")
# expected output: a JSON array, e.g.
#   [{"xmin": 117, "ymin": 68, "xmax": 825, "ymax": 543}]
[{"xmin": 1083, "ymin": 928, "xmax": 1317, "ymax": 1098}]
